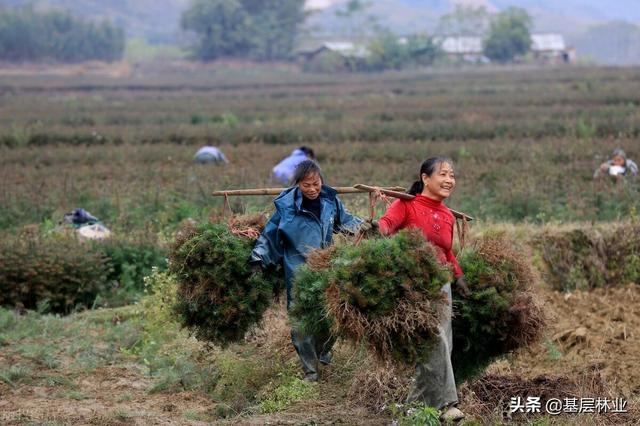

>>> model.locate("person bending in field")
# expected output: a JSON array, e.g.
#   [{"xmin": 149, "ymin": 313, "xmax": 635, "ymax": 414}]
[
  {"xmin": 594, "ymin": 148, "xmax": 638, "ymax": 180},
  {"xmin": 373, "ymin": 156, "xmax": 470, "ymax": 422},
  {"xmin": 272, "ymin": 146, "xmax": 316, "ymax": 185},
  {"xmin": 194, "ymin": 145, "xmax": 229, "ymax": 164},
  {"xmin": 250, "ymin": 160, "xmax": 367, "ymax": 381}
]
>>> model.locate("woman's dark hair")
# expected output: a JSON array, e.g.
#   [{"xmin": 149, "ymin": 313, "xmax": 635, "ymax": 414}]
[
  {"xmin": 299, "ymin": 146, "xmax": 315, "ymax": 160},
  {"xmin": 292, "ymin": 160, "xmax": 324, "ymax": 185},
  {"xmin": 408, "ymin": 156, "xmax": 454, "ymax": 195}
]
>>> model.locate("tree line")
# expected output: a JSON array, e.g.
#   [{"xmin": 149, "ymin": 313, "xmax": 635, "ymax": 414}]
[
  {"xmin": 0, "ymin": 6, "xmax": 124, "ymax": 63},
  {"xmin": 181, "ymin": 0, "xmax": 307, "ymax": 61},
  {"xmin": 181, "ymin": 1, "xmax": 533, "ymax": 69}
]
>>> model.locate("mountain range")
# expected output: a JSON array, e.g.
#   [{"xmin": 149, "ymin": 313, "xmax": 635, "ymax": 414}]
[{"xmin": 307, "ymin": 0, "xmax": 640, "ymax": 37}]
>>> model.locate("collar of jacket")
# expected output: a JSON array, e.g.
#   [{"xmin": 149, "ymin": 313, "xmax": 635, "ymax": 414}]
[{"xmin": 274, "ymin": 184, "xmax": 337, "ymax": 213}]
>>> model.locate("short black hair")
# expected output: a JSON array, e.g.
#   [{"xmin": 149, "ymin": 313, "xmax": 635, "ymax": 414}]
[
  {"xmin": 299, "ymin": 146, "xmax": 315, "ymax": 159},
  {"xmin": 292, "ymin": 160, "xmax": 323, "ymax": 185}
]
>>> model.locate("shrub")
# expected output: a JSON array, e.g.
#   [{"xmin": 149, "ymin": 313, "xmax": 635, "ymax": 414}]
[
  {"xmin": 169, "ymin": 218, "xmax": 283, "ymax": 345},
  {"xmin": 533, "ymin": 228, "xmax": 607, "ymax": 291},
  {"xmin": 534, "ymin": 222, "xmax": 640, "ymax": 291},
  {"xmin": 605, "ymin": 222, "xmax": 640, "ymax": 285},
  {"xmin": 260, "ymin": 376, "xmax": 317, "ymax": 413},
  {"xmin": 98, "ymin": 238, "xmax": 167, "ymax": 294},
  {"xmin": 0, "ymin": 234, "xmax": 112, "ymax": 313}
]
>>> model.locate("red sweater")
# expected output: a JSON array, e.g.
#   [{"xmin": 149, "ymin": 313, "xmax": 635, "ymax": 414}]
[{"xmin": 378, "ymin": 194, "xmax": 463, "ymax": 278}]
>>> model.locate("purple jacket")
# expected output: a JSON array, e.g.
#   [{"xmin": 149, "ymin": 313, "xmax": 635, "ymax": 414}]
[{"xmin": 272, "ymin": 149, "xmax": 308, "ymax": 184}]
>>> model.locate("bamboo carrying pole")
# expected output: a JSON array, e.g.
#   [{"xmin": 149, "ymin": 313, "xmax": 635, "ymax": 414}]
[
  {"xmin": 352, "ymin": 184, "xmax": 473, "ymax": 222},
  {"xmin": 212, "ymin": 186, "xmax": 407, "ymax": 197},
  {"xmin": 212, "ymin": 184, "xmax": 473, "ymax": 221}
]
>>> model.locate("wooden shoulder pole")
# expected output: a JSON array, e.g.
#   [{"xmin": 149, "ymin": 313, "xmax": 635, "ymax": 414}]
[
  {"xmin": 212, "ymin": 184, "xmax": 473, "ymax": 221},
  {"xmin": 212, "ymin": 186, "xmax": 407, "ymax": 197},
  {"xmin": 353, "ymin": 184, "xmax": 474, "ymax": 222}
]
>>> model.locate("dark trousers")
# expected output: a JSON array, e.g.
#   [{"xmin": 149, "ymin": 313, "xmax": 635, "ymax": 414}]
[{"xmin": 287, "ymin": 284, "xmax": 335, "ymax": 377}]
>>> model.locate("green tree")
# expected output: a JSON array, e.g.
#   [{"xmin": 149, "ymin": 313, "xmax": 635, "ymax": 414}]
[
  {"xmin": 241, "ymin": 0, "xmax": 307, "ymax": 61},
  {"xmin": 483, "ymin": 7, "xmax": 532, "ymax": 63},
  {"xmin": 364, "ymin": 31, "xmax": 441, "ymax": 71},
  {"xmin": 181, "ymin": 0, "xmax": 307, "ymax": 61},
  {"xmin": 0, "ymin": 6, "xmax": 124, "ymax": 63},
  {"xmin": 181, "ymin": 0, "xmax": 251, "ymax": 60}
]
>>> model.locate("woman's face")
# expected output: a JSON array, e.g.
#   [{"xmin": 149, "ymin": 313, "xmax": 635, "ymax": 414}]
[
  {"xmin": 612, "ymin": 155, "xmax": 626, "ymax": 167},
  {"xmin": 421, "ymin": 162, "xmax": 456, "ymax": 201},
  {"xmin": 298, "ymin": 172, "xmax": 322, "ymax": 200}
]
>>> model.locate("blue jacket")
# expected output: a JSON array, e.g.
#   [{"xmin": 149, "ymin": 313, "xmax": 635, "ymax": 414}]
[{"xmin": 251, "ymin": 185, "xmax": 362, "ymax": 300}]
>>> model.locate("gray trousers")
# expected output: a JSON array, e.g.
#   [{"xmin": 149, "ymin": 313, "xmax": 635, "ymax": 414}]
[{"xmin": 406, "ymin": 283, "xmax": 458, "ymax": 410}]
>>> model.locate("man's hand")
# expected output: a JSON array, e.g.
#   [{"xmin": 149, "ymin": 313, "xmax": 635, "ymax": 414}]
[{"xmin": 454, "ymin": 276, "xmax": 471, "ymax": 298}]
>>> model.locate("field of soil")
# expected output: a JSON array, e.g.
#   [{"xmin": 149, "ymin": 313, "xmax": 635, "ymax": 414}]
[
  {"xmin": 1, "ymin": 65, "xmax": 639, "ymax": 424},
  {"xmin": 1, "ymin": 277, "xmax": 638, "ymax": 425}
]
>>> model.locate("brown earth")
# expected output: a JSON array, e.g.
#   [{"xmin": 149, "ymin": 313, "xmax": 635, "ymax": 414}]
[{"xmin": 1, "ymin": 284, "xmax": 639, "ymax": 425}]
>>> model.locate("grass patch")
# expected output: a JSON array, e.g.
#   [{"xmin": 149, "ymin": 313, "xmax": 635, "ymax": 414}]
[
  {"xmin": 17, "ymin": 343, "xmax": 60, "ymax": 369},
  {"xmin": 41, "ymin": 374, "xmax": 75, "ymax": 388},
  {"xmin": 0, "ymin": 364, "xmax": 32, "ymax": 387},
  {"xmin": 390, "ymin": 403, "xmax": 440, "ymax": 426},
  {"xmin": 260, "ymin": 376, "xmax": 317, "ymax": 414},
  {"xmin": 63, "ymin": 390, "xmax": 91, "ymax": 401},
  {"xmin": 182, "ymin": 409, "xmax": 209, "ymax": 421},
  {"xmin": 117, "ymin": 392, "xmax": 133, "ymax": 402}
]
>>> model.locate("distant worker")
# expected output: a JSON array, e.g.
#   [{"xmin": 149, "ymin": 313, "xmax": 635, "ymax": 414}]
[
  {"xmin": 272, "ymin": 146, "xmax": 315, "ymax": 185},
  {"xmin": 594, "ymin": 148, "xmax": 638, "ymax": 180},
  {"xmin": 194, "ymin": 145, "xmax": 229, "ymax": 164}
]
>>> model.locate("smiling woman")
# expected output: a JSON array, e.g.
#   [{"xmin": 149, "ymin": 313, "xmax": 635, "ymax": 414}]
[{"xmin": 375, "ymin": 156, "xmax": 469, "ymax": 421}]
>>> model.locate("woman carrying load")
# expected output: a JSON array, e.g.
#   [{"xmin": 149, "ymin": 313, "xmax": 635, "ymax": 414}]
[
  {"xmin": 375, "ymin": 156, "xmax": 470, "ymax": 421},
  {"xmin": 251, "ymin": 160, "xmax": 367, "ymax": 381}
]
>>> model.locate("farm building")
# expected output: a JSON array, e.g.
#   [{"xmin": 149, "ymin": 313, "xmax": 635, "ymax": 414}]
[
  {"xmin": 297, "ymin": 41, "xmax": 370, "ymax": 72},
  {"xmin": 531, "ymin": 33, "xmax": 577, "ymax": 64},
  {"xmin": 434, "ymin": 35, "xmax": 487, "ymax": 63},
  {"xmin": 437, "ymin": 33, "xmax": 576, "ymax": 64}
]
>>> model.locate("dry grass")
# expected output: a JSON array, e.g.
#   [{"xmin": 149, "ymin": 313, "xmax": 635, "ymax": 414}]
[
  {"xmin": 325, "ymin": 281, "xmax": 445, "ymax": 364},
  {"xmin": 347, "ymin": 361, "xmax": 413, "ymax": 412}
]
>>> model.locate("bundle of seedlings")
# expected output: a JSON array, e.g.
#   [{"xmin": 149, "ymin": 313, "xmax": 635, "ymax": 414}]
[
  {"xmin": 291, "ymin": 229, "xmax": 452, "ymax": 364},
  {"xmin": 169, "ymin": 214, "xmax": 283, "ymax": 345},
  {"xmin": 453, "ymin": 236, "xmax": 546, "ymax": 382}
]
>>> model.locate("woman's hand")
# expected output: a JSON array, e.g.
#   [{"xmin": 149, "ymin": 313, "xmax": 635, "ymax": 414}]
[
  {"xmin": 454, "ymin": 276, "xmax": 471, "ymax": 298},
  {"xmin": 358, "ymin": 219, "xmax": 378, "ymax": 233}
]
